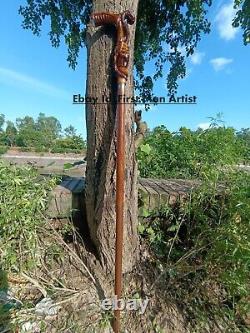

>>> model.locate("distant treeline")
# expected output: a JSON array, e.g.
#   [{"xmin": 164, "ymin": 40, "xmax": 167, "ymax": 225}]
[{"xmin": 0, "ymin": 113, "xmax": 86, "ymax": 154}]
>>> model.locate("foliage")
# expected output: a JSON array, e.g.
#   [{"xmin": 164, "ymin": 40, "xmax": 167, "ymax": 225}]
[
  {"xmin": 5, "ymin": 121, "xmax": 17, "ymax": 147},
  {"xmin": 0, "ymin": 114, "xmax": 5, "ymax": 131},
  {"xmin": 19, "ymin": 0, "xmax": 91, "ymax": 69},
  {"xmin": 0, "ymin": 146, "xmax": 8, "ymax": 155},
  {"xmin": 237, "ymin": 128, "xmax": 250, "ymax": 163},
  {"xmin": 134, "ymin": 0, "xmax": 211, "ymax": 97},
  {"xmin": 19, "ymin": 147, "xmax": 33, "ymax": 152},
  {"xmin": 137, "ymin": 117, "xmax": 250, "ymax": 330},
  {"xmin": 36, "ymin": 112, "xmax": 62, "ymax": 145},
  {"xmin": 19, "ymin": 1, "xmax": 249, "ymax": 97},
  {"xmin": 0, "ymin": 113, "xmax": 85, "ymax": 154},
  {"xmin": 0, "ymin": 162, "xmax": 57, "ymax": 271},
  {"xmin": 137, "ymin": 123, "xmax": 248, "ymax": 179},
  {"xmin": 53, "ymin": 134, "xmax": 86, "ymax": 153},
  {"xmin": 139, "ymin": 169, "xmax": 250, "ymax": 331},
  {"xmin": 233, "ymin": 0, "xmax": 250, "ymax": 45},
  {"xmin": 64, "ymin": 125, "xmax": 77, "ymax": 137},
  {"xmin": 16, "ymin": 113, "xmax": 61, "ymax": 149},
  {"xmin": 0, "ymin": 164, "xmax": 102, "ymax": 332}
]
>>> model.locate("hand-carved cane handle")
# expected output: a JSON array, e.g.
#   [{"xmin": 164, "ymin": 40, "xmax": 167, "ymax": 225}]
[{"xmin": 91, "ymin": 10, "xmax": 135, "ymax": 80}]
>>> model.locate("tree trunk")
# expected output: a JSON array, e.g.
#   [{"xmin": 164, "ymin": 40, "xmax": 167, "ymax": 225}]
[{"xmin": 85, "ymin": 0, "xmax": 139, "ymax": 275}]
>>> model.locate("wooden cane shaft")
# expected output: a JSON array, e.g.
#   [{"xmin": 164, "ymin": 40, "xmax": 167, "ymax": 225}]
[
  {"xmin": 113, "ymin": 78, "xmax": 126, "ymax": 333},
  {"xmin": 91, "ymin": 10, "xmax": 135, "ymax": 333}
]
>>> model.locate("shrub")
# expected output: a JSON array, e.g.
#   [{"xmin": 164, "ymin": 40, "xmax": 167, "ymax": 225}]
[
  {"xmin": 138, "ymin": 121, "xmax": 250, "ymax": 330},
  {"xmin": 139, "ymin": 169, "xmax": 250, "ymax": 331},
  {"xmin": 52, "ymin": 136, "xmax": 86, "ymax": 153},
  {"xmin": 0, "ymin": 163, "xmax": 57, "ymax": 271},
  {"xmin": 0, "ymin": 146, "xmax": 8, "ymax": 155},
  {"xmin": 34, "ymin": 145, "xmax": 49, "ymax": 153},
  {"xmin": 137, "ymin": 125, "xmax": 246, "ymax": 179},
  {"xmin": 19, "ymin": 147, "xmax": 33, "ymax": 152}
]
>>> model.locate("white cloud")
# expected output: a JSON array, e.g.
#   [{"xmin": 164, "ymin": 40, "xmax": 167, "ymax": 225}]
[
  {"xmin": 215, "ymin": 1, "xmax": 239, "ymax": 41},
  {"xmin": 0, "ymin": 67, "xmax": 70, "ymax": 100},
  {"xmin": 197, "ymin": 122, "xmax": 210, "ymax": 130},
  {"xmin": 190, "ymin": 51, "xmax": 205, "ymax": 65},
  {"xmin": 210, "ymin": 57, "xmax": 233, "ymax": 71}
]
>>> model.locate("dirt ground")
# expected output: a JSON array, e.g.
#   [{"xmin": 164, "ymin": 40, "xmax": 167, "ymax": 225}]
[{"xmin": 4, "ymin": 221, "xmax": 191, "ymax": 333}]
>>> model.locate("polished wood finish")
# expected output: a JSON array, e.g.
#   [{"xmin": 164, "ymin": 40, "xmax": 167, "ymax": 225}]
[
  {"xmin": 113, "ymin": 77, "xmax": 126, "ymax": 333},
  {"xmin": 91, "ymin": 10, "xmax": 135, "ymax": 333},
  {"xmin": 91, "ymin": 11, "xmax": 135, "ymax": 79}
]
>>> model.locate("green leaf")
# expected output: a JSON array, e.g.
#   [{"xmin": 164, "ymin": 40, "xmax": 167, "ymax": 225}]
[
  {"xmin": 140, "ymin": 144, "xmax": 151, "ymax": 155},
  {"xmin": 138, "ymin": 223, "xmax": 145, "ymax": 234},
  {"xmin": 63, "ymin": 162, "xmax": 74, "ymax": 170},
  {"xmin": 167, "ymin": 224, "xmax": 179, "ymax": 232}
]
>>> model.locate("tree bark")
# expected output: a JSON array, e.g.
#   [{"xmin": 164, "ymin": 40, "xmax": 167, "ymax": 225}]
[{"xmin": 85, "ymin": 0, "xmax": 139, "ymax": 275}]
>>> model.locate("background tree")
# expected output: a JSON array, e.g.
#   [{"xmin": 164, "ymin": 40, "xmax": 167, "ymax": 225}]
[
  {"xmin": 37, "ymin": 113, "xmax": 62, "ymax": 139},
  {"xmin": 0, "ymin": 114, "xmax": 5, "ymax": 147},
  {"xmin": 16, "ymin": 116, "xmax": 38, "ymax": 147},
  {"xmin": 16, "ymin": 116, "xmax": 35, "ymax": 130},
  {"xmin": 64, "ymin": 125, "xmax": 86, "ymax": 150},
  {"xmin": 0, "ymin": 113, "xmax": 84, "ymax": 153},
  {"xmin": 0, "ymin": 114, "xmax": 4, "ymax": 132},
  {"xmin": 15, "ymin": 114, "xmax": 61, "ymax": 150},
  {"xmin": 64, "ymin": 125, "xmax": 77, "ymax": 137},
  {"xmin": 5, "ymin": 121, "xmax": 17, "ymax": 147},
  {"xmin": 19, "ymin": 0, "xmax": 249, "ymax": 274},
  {"xmin": 36, "ymin": 113, "xmax": 62, "ymax": 150},
  {"xmin": 53, "ymin": 125, "xmax": 86, "ymax": 153}
]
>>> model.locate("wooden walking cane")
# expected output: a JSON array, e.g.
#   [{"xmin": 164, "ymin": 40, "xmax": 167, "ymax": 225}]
[{"xmin": 91, "ymin": 10, "xmax": 135, "ymax": 333}]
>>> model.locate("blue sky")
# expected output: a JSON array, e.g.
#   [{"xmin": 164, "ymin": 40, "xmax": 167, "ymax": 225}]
[{"xmin": 0, "ymin": 0, "xmax": 249, "ymax": 138}]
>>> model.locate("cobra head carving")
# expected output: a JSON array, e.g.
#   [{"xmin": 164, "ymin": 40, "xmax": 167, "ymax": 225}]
[{"xmin": 91, "ymin": 10, "xmax": 135, "ymax": 80}]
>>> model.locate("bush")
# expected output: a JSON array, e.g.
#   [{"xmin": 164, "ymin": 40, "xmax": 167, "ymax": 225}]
[
  {"xmin": 137, "ymin": 125, "xmax": 246, "ymax": 179},
  {"xmin": 52, "ymin": 136, "xmax": 86, "ymax": 153},
  {"xmin": 0, "ymin": 146, "xmax": 8, "ymax": 155},
  {"xmin": 237, "ymin": 128, "xmax": 250, "ymax": 164},
  {"xmin": 34, "ymin": 145, "xmax": 49, "ymax": 153},
  {"xmin": 138, "ymin": 122, "xmax": 250, "ymax": 330},
  {"xmin": 0, "ymin": 163, "xmax": 57, "ymax": 271},
  {"xmin": 139, "ymin": 169, "xmax": 250, "ymax": 331},
  {"xmin": 19, "ymin": 146, "xmax": 33, "ymax": 152}
]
